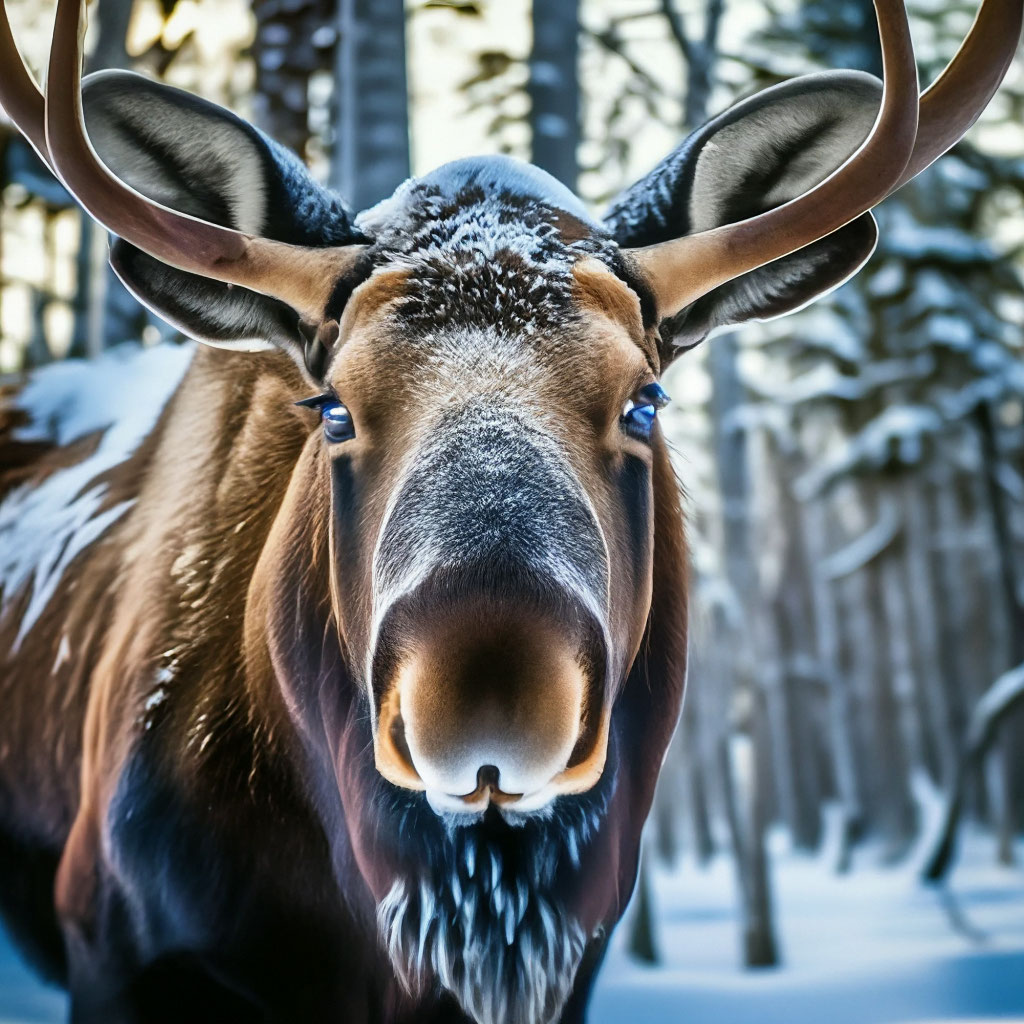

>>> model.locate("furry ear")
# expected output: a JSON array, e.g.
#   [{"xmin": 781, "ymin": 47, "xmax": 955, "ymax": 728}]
[
  {"xmin": 604, "ymin": 71, "xmax": 882, "ymax": 359},
  {"xmin": 81, "ymin": 70, "xmax": 368, "ymax": 372}
]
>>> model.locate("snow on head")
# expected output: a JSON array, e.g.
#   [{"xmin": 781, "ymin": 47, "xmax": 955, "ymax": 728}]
[
  {"xmin": 354, "ymin": 155, "xmax": 621, "ymax": 343},
  {"xmin": 357, "ymin": 154, "xmax": 599, "ymax": 242},
  {"xmin": 0, "ymin": 342, "xmax": 193, "ymax": 647}
]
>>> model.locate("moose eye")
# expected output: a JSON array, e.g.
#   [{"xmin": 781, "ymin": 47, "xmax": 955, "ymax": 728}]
[
  {"xmin": 321, "ymin": 402, "xmax": 355, "ymax": 443},
  {"xmin": 295, "ymin": 395, "xmax": 356, "ymax": 444},
  {"xmin": 621, "ymin": 382, "xmax": 669, "ymax": 440}
]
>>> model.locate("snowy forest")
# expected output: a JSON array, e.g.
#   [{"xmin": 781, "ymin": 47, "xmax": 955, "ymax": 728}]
[{"xmin": 0, "ymin": 1, "xmax": 1023, "ymax": 1022}]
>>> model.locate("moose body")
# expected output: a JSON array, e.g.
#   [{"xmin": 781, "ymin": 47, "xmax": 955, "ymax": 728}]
[
  {"xmin": 0, "ymin": 0, "xmax": 1020, "ymax": 1021},
  {"xmin": 1, "ymin": 330, "xmax": 685, "ymax": 1024}
]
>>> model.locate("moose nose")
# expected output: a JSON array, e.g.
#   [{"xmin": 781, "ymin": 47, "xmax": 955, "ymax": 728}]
[{"xmin": 371, "ymin": 593, "xmax": 609, "ymax": 814}]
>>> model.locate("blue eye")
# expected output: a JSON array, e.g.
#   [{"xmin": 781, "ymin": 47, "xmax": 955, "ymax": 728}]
[
  {"xmin": 621, "ymin": 382, "xmax": 669, "ymax": 440},
  {"xmin": 321, "ymin": 401, "xmax": 355, "ymax": 443},
  {"xmin": 295, "ymin": 394, "xmax": 356, "ymax": 444}
]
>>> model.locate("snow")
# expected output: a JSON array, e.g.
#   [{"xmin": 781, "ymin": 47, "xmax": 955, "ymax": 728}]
[
  {"xmin": 9, "ymin": 342, "xmax": 193, "ymax": 449},
  {"xmin": 884, "ymin": 209, "xmax": 997, "ymax": 264},
  {"xmin": 1, "ymin": 822, "xmax": 1021, "ymax": 1023},
  {"xmin": 0, "ymin": 343, "xmax": 193, "ymax": 646},
  {"xmin": 357, "ymin": 154, "xmax": 598, "ymax": 239},
  {"xmin": 591, "ymin": 824, "xmax": 1024, "ymax": 1024},
  {"xmin": 795, "ymin": 404, "xmax": 945, "ymax": 498},
  {"xmin": 818, "ymin": 493, "xmax": 901, "ymax": 580},
  {"xmin": 969, "ymin": 662, "xmax": 1024, "ymax": 748}
]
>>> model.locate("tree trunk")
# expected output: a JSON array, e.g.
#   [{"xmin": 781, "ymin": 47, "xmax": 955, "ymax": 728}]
[
  {"xmin": 627, "ymin": 839, "xmax": 660, "ymax": 964},
  {"xmin": 770, "ymin": 444, "xmax": 825, "ymax": 851},
  {"xmin": 923, "ymin": 662, "xmax": 1024, "ymax": 881},
  {"xmin": 331, "ymin": 0, "xmax": 410, "ymax": 211},
  {"xmin": 683, "ymin": 687, "xmax": 716, "ymax": 865},
  {"xmin": 528, "ymin": 0, "xmax": 579, "ymax": 190},
  {"xmin": 866, "ymin": 549, "xmax": 916, "ymax": 859},
  {"xmin": 802, "ymin": 495, "xmax": 862, "ymax": 870},
  {"xmin": 708, "ymin": 335, "xmax": 780, "ymax": 967},
  {"xmin": 902, "ymin": 476, "xmax": 955, "ymax": 789},
  {"xmin": 973, "ymin": 405, "xmax": 1022, "ymax": 864},
  {"xmin": 881, "ymin": 544, "xmax": 926, "ymax": 777},
  {"xmin": 932, "ymin": 455, "xmax": 976, "ymax": 816},
  {"xmin": 252, "ymin": 0, "xmax": 336, "ymax": 159},
  {"xmin": 731, "ymin": 724, "xmax": 780, "ymax": 969}
]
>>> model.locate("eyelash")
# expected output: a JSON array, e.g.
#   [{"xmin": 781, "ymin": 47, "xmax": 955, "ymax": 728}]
[
  {"xmin": 295, "ymin": 381, "xmax": 670, "ymax": 446},
  {"xmin": 295, "ymin": 393, "xmax": 356, "ymax": 444}
]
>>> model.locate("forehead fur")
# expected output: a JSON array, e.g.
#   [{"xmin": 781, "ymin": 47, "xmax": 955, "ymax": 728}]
[{"xmin": 355, "ymin": 156, "xmax": 622, "ymax": 335}]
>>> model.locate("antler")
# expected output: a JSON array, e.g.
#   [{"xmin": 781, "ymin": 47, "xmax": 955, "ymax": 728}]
[
  {"xmin": 629, "ymin": 0, "xmax": 1023, "ymax": 322},
  {"xmin": 0, "ymin": 0, "xmax": 50, "ymax": 162},
  {"xmin": 0, "ymin": 0, "xmax": 362, "ymax": 324},
  {"xmin": 891, "ymin": 0, "xmax": 1023, "ymax": 191}
]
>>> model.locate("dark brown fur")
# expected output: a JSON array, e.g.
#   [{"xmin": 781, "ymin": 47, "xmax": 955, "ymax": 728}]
[{"xmin": 0, "ymin": 246, "xmax": 688, "ymax": 1023}]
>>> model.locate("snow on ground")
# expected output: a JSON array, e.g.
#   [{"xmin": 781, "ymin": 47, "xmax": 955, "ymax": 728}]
[
  {"xmin": 0, "ymin": 929, "xmax": 63, "ymax": 1024},
  {"xmin": 593, "ymin": 820, "xmax": 1024, "ymax": 1024},
  {"xmin": 1, "ymin": 824, "xmax": 1022, "ymax": 1023}
]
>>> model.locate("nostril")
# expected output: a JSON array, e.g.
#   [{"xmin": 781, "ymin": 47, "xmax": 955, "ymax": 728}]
[{"xmin": 451, "ymin": 764, "xmax": 524, "ymax": 809}]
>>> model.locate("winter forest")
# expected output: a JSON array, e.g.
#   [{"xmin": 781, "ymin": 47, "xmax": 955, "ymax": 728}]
[{"xmin": 1, "ymin": 0, "xmax": 1023, "ymax": 1022}]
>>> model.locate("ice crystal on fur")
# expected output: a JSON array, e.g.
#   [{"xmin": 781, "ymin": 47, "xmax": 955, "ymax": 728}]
[
  {"xmin": 376, "ymin": 790, "xmax": 610, "ymax": 1024},
  {"xmin": 379, "ymin": 854, "xmax": 586, "ymax": 1024},
  {"xmin": 357, "ymin": 155, "xmax": 621, "ymax": 337}
]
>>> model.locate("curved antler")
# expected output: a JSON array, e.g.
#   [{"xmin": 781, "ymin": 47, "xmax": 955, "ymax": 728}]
[
  {"xmin": 0, "ymin": 0, "xmax": 50, "ymax": 163},
  {"xmin": 0, "ymin": 0, "xmax": 363, "ymax": 324},
  {"xmin": 629, "ymin": 0, "xmax": 1022, "ymax": 322},
  {"xmin": 891, "ymin": 0, "xmax": 1023, "ymax": 191}
]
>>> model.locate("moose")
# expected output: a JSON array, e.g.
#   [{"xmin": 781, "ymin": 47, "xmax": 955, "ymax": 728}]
[{"xmin": 0, "ymin": 0, "xmax": 1020, "ymax": 1021}]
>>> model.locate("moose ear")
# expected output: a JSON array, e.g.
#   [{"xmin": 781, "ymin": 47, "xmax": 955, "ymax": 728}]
[
  {"xmin": 81, "ymin": 70, "xmax": 367, "ymax": 366},
  {"xmin": 604, "ymin": 71, "xmax": 882, "ymax": 359}
]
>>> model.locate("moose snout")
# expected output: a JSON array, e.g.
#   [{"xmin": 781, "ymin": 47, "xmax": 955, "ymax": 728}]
[
  {"xmin": 367, "ymin": 406, "xmax": 613, "ymax": 813},
  {"xmin": 371, "ymin": 590, "xmax": 610, "ymax": 815}
]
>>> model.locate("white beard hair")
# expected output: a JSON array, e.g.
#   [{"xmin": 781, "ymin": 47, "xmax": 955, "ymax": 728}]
[{"xmin": 377, "ymin": 851, "xmax": 588, "ymax": 1024}]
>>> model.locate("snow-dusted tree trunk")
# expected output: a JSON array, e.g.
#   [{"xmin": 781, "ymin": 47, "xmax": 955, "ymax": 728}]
[
  {"xmin": 881, "ymin": 543, "xmax": 926, "ymax": 776},
  {"xmin": 801, "ymin": 494, "xmax": 862, "ymax": 868},
  {"xmin": 709, "ymin": 337, "xmax": 779, "ymax": 968},
  {"xmin": 331, "ymin": 0, "xmax": 410, "ymax": 211},
  {"xmin": 972, "ymin": 407, "xmax": 1021, "ymax": 864},
  {"xmin": 901, "ymin": 476, "xmax": 955, "ymax": 788},
  {"xmin": 528, "ymin": 0, "xmax": 579, "ymax": 191},
  {"xmin": 932, "ymin": 456, "xmax": 973, "ymax": 774},
  {"xmin": 923, "ymin": 662, "xmax": 1024, "ymax": 881},
  {"xmin": 770, "ymin": 444, "xmax": 825, "ymax": 851}
]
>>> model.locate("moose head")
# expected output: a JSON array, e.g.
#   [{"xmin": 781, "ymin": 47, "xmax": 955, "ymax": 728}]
[{"xmin": 0, "ymin": 0, "xmax": 1019, "ymax": 1022}]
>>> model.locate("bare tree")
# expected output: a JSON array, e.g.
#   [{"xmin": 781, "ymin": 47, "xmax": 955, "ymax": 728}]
[
  {"xmin": 252, "ymin": 0, "xmax": 337, "ymax": 159},
  {"xmin": 330, "ymin": 0, "xmax": 411, "ymax": 211},
  {"xmin": 528, "ymin": 0, "xmax": 579, "ymax": 190}
]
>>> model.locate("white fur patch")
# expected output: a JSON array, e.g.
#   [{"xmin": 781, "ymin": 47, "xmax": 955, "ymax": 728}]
[{"xmin": 0, "ymin": 343, "xmax": 193, "ymax": 645}]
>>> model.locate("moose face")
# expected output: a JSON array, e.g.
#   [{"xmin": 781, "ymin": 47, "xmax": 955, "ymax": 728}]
[
  {"xmin": 2, "ymin": 0, "xmax": 1016, "ymax": 1017},
  {"xmin": 311, "ymin": 165, "xmax": 665, "ymax": 819}
]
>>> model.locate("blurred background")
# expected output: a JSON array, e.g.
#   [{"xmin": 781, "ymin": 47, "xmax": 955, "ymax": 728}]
[{"xmin": 1, "ymin": 1, "xmax": 1023, "ymax": 1022}]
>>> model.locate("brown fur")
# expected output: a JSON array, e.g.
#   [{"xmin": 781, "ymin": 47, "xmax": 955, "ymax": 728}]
[{"xmin": 0, "ymin": 251, "xmax": 688, "ymax": 1022}]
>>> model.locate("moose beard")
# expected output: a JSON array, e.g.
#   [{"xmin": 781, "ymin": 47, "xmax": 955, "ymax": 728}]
[{"xmin": 376, "ymin": 802, "xmax": 601, "ymax": 1024}]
